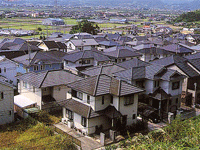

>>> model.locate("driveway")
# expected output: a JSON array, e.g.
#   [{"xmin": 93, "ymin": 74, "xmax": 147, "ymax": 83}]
[{"xmin": 54, "ymin": 122, "xmax": 102, "ymax": 150}]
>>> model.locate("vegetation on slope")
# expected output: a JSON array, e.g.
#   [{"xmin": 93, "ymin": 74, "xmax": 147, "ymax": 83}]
[
  {"xmin": 107, "ymin": 115, "xmax": 200, "ymax": 149},
  {"xmin": 174, "ymin": 10, "xmax": 200, "ymax": 22},
  {"xmin": 0, "ymin": 117, "xmax": 76, "ymax": 150}
]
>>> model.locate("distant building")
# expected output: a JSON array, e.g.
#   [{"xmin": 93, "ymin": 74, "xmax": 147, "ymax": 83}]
[
  {"xmin": 109, "ymin": 19, "xmax": 128, "ymax": 24},
  {"xmin": 42, "ymin": 18, "xmax": 65, "ymax": 26}
]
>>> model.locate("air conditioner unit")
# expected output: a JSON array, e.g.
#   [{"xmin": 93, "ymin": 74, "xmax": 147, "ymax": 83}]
[{"xmin": 62, "ymin": 118, "xmax": 67, "ymax": 124}]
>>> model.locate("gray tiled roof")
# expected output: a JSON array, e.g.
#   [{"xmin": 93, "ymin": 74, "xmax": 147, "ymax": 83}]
[
  {"xmin": 104, "ymin": 46, "xmax": 142, "ymax": 58},
  {"xmin": 81, "ymin": 64, "xmax": 125, "ymax": 77},
  {"xmin": 185, "ymin": 52, "xmax": 200, "ymax": 60},
  {"xmin": 63, "ymin": 50, "xmax": 111, "ymax": 63},
  {"xmin": 175, "ymin": 62, "xmax": 199, "ymax": 77},
  {"xmin": 188, "ymin": 58, "xmax": 200, "ymax": 72},
  {"xmin": 161, "ymin": 44, "xmax": 194, "ymax": 54},
  {"xmin": 67, "ymin": 74, "xmax": 143, "ymax": 96},
  {"xmin": 114, "ymin": 64, "xmax": 164, "ymax": 80},
  {"xmin": 43, "ymin": 41, "xmax": 60, "ymax": 49},
  {"xmin": 151, "ymin": 55, "xmax": 187, "ymax": 67},
  {"xmin": 18, "ymin": 70, "xmax": 82, "ymax": 88},
  {"xmin": 70, "ymin": 39, "xmax": 98, "ymax": 46},
  {"xmin": 60, "ymin": 98, "xmax": 91, "ymax": 118},
  {"xmin": 12, "ymin": 52, "xmax": 37, "ymax": 66},
  {"xmin": 117, "ymin": 58, "xmax": 149, "ymax": 69}
]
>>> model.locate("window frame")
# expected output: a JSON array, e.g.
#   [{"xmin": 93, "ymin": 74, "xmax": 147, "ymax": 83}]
[
  {"xmin": 124, "ymin": 95, "xmax": 134, "ymax": 106},
  {"xmin": 172, "ymin": 81, "xmax": 180, "ymax": 90},
  {"xmin": 81, "ymin": 116, "xmax": 87, "ymax": 127}
]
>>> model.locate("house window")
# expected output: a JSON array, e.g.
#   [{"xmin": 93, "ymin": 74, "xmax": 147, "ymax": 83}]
[
  {"xmin": 169, "ymin": 100, "xmax": 172, "ymax": 105},
  {"xmin": 154, "ymin": 80, "xmax": 160, "ymax": 88},
  {"xmin": 82, "ymin": 60, "xmax": 90, "ymax": 64},
  {"xmin": 136, "ymin": 80, "xmax": 145, "ymax": 88},
  {"xmin": 4, "ymin": 67, "xmax": 6, "ymax": 73},
  {"xmin": 110, "ymin": 95, "xmax": 113, "ymax": 104},
  {"xmin": 81, "ymin": 116, "xmax": 87, "ymax": 127},
  {"xmin": 132, "ymin": 114, "xmax": 136, "ymax": 120},
  {"xmin": 33, "ymin": 86, "xmax": 35, "ymax": 93},
  {"xmin": 49, "ymin": 64, "xmax": 52, "ymax": 68},
  {"xmin": 87, "ymin": 95, "xmax": 90, "ymax": 104},
  {"xmin": 40, "ymin": 65, "xmax": 45, "ymax": 70},
  {"xmin": 0, "ymin": 92, "xmax": 3, "ymax": 100},
  {"xmin": 102, "ymin": 96, "xmax": 104, "ymax": 105},
  {"xmin": 23, "ymin": 81, "xmax": 27, "ymax": 88},
  {"xmin": 66, "ymin": 109, "xmax": 73, "ymax": 120},
  {"xmin": 176, "ymin": 98, "xmax": 179, "ymax": 104},
  {"xmin": 172, "ymin": 81, "xmax": 180, "ymax": 90},
  {"xmin": 34, "ymin": 65, "xmax": 39, "ymax": 71},
  {"xmin": 0, "ymin": 68, "xmax": 1, "ymax": 73},
  {"xmin": 9, "ymin": 111, "xmax": 12, "ymax": 116},
  {"xmin": 124, "ymin": 95, "xmax": 134, "ymax": 106},
  {"xmin": 77, "ymin": 92, "xmax": 83, "ymax": 100}
]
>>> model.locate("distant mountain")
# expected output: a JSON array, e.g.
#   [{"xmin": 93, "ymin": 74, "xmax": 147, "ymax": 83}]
[{"xmin": 0, "ymin": 0, "xmax": 200, "ymax": 10}]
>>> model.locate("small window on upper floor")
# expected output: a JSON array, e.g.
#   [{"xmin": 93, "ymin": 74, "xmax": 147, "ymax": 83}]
[
  {"xmin": 102, "ymin": 96, "xmax": 104, "ymax": 105},
  {"xmin": 40, "ymin": 65, "xmax": 45, "ymax": 70},
  {"xmin": 0, "ymin": 68, "xmax": 1, "ymax": 73},
  {"xmin": 34, "ymin": 65, "xmax": 39, "ymax": 71},
  {"xmin": 172, "ymin": 81, "xmax": 180, "ymax": 90},
  {"xmin": 4, "ymin": 67, "xmax": 6, "ymax": 73},
  {"xmin": 154, "ymin": 80, "xmax": 160, "ymax": 88},
  {"xmin": 0, "ymin": 92, "xmax": 3, "ymax": 100},
  {"xmin": 124, "ymin": 95, "xmax": 134, "ymax": 106},
  {"xmin": 87, "ymin": 95, "xmax": 90, "ymax": 104},
  {"xmin": 49, "ymin": 64, "xmax": 52, "ymax": 68},
  {"xmin": 110, "ymin": 95, "xmax": 113, "ymax": 104},
  {"xmin": 81, "ymin": 116, "xmax": 87, "ymax": 127}
]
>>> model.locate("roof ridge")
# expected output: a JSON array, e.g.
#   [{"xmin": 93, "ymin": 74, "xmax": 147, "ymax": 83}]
[
  {"xmin": 93, "ymin": 75, "xmax": 101, "ymax": 96},
  {"xmin": 39, "ymin": 71, "xmax": 49, "ymax": 88},
  {"xmin": 118, "ymin": 79, "xmax": 122, "ymax": 96}
]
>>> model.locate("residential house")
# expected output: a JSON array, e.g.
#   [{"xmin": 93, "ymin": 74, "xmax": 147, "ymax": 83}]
[
  {"xmin": 80, "ymin": 63, "xmax": 126, "ymax": 77},
  {"xmin": 61, "ymin": 74, "xmax": 144, "ymax": 135},
  {"xmin": 161, "ymin": 44, "xmax": 194, "ymax": 56},
  {"xmin": 0, "ymin": 77, "xmax": 15, "ymax": 125},
  {"xmin": 38, "ymin": 41, "xmax": 67, "ymax": 51},
  {"xmin": 63, "ymin": 50, "xmax": 111, "ymax": 74},
  {"xmin": 136, "ymin": 47, "xmax": 173, "ymax": 62},
  {"xmin": 151, "ymin": 55, "xmax": 200, "ymax": 103},
  {"xmin": 0, "ymin": 41, "xmax": 41, "ymax": 59},
  {"xmin": 114, "ymin": 64, "xmax": 186, "ymax": 119},
  {"xmin": 17, "ymin": 70, "xmax": 82, "ymax": 110},
  {"xmin": 103, "ymin": 46, "xmax": 142, "ymax": 63},
  {"xmin": 186, "ymin": 34, "xmax": 200, "ymax": 45},
  {"xmin": 66, "ymin": 39, "xmax": 99, "ymax": 52},
  {"xmin": 13, "ymin": 51, "xmax": 66, "ymax": 73},
  {"xmin": 0, "ymin": 56, "xmax": 20, "ymax": 86}
]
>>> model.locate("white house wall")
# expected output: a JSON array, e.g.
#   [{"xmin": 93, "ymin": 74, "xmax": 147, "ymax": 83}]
[
  {"xmin": 0, "ymin": 84, "xmax": 14, "ymax": 125},
  {"xmin": 0, "ymin": 59, "xmax": 18, "ymax": 85},
  {"xmin": 19, "ymin": 80, "xmax": 42, "ymax": 109},
  {"xmin": 168, "ymin": 65, "xmax": 188, "ymax": 92},
  {"xmin": 53, "ymin": 85, "xmax": 70, "ymax": 101},
  {"xmin": 119, "ymin": 94, "xmax": 138, "ymax": 125}
]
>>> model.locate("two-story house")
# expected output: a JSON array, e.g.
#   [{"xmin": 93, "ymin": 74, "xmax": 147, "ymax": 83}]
[
  {"xmin": 13, "ymin": 51, "xmax": 67, "ymax": 73},
  {"xmin": 0, "ymin": 77, "xmax": 15, "ymax": 125},
  {"xmin": 17, "ymin": 70, "xmax": 82, "ymax": 110},
  {"xmin": 103, "ymin": 46, "xmax": 142, "ymax": 63},
  {"xmin": 66, "ymin": 39, "xmax": 99, "ymax": 52},
  {"xmin": 63, "ymin": 50, "xmax": 111, "ymax": 74},
  {"xmin": 61, "ymin": 74, "xmax": 144, "ymax": 135},
  {"xmin": 114, "ymin": 64, "xmax": 186, "ymax": 119}
]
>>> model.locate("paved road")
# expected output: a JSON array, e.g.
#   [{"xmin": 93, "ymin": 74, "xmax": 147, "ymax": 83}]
[{"xmin": 54, "ymin": 122, "xmax": 102, "ymax": 150}]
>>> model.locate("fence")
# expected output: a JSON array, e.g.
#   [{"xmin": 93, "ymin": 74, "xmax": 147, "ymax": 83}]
[{"xmin": 53, "ymin": 126, "xmax": 82, "ymax": 147}]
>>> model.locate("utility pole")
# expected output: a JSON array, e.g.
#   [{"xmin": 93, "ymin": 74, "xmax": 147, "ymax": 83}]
[{"xmin": 55, "ymin": 0, "xmax": 58, "ymax": 12}]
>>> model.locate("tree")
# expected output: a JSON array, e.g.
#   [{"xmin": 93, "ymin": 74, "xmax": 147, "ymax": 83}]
[
  {"xmin": 37, "ymin": 27, "xmax": 42, "ymax": 31},
  {"xmin": 70, "ymin": 19, "xmax": 100, "ymax": 35}
]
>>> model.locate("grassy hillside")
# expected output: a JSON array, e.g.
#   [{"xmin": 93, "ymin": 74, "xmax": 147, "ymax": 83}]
[
  {"xmin": 0, "ymin": 116, "xmax": 76, "ymax": 150},
  {"xmin": 107, "ymin": 115, "xmax": 200, "ymax": 149}
]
